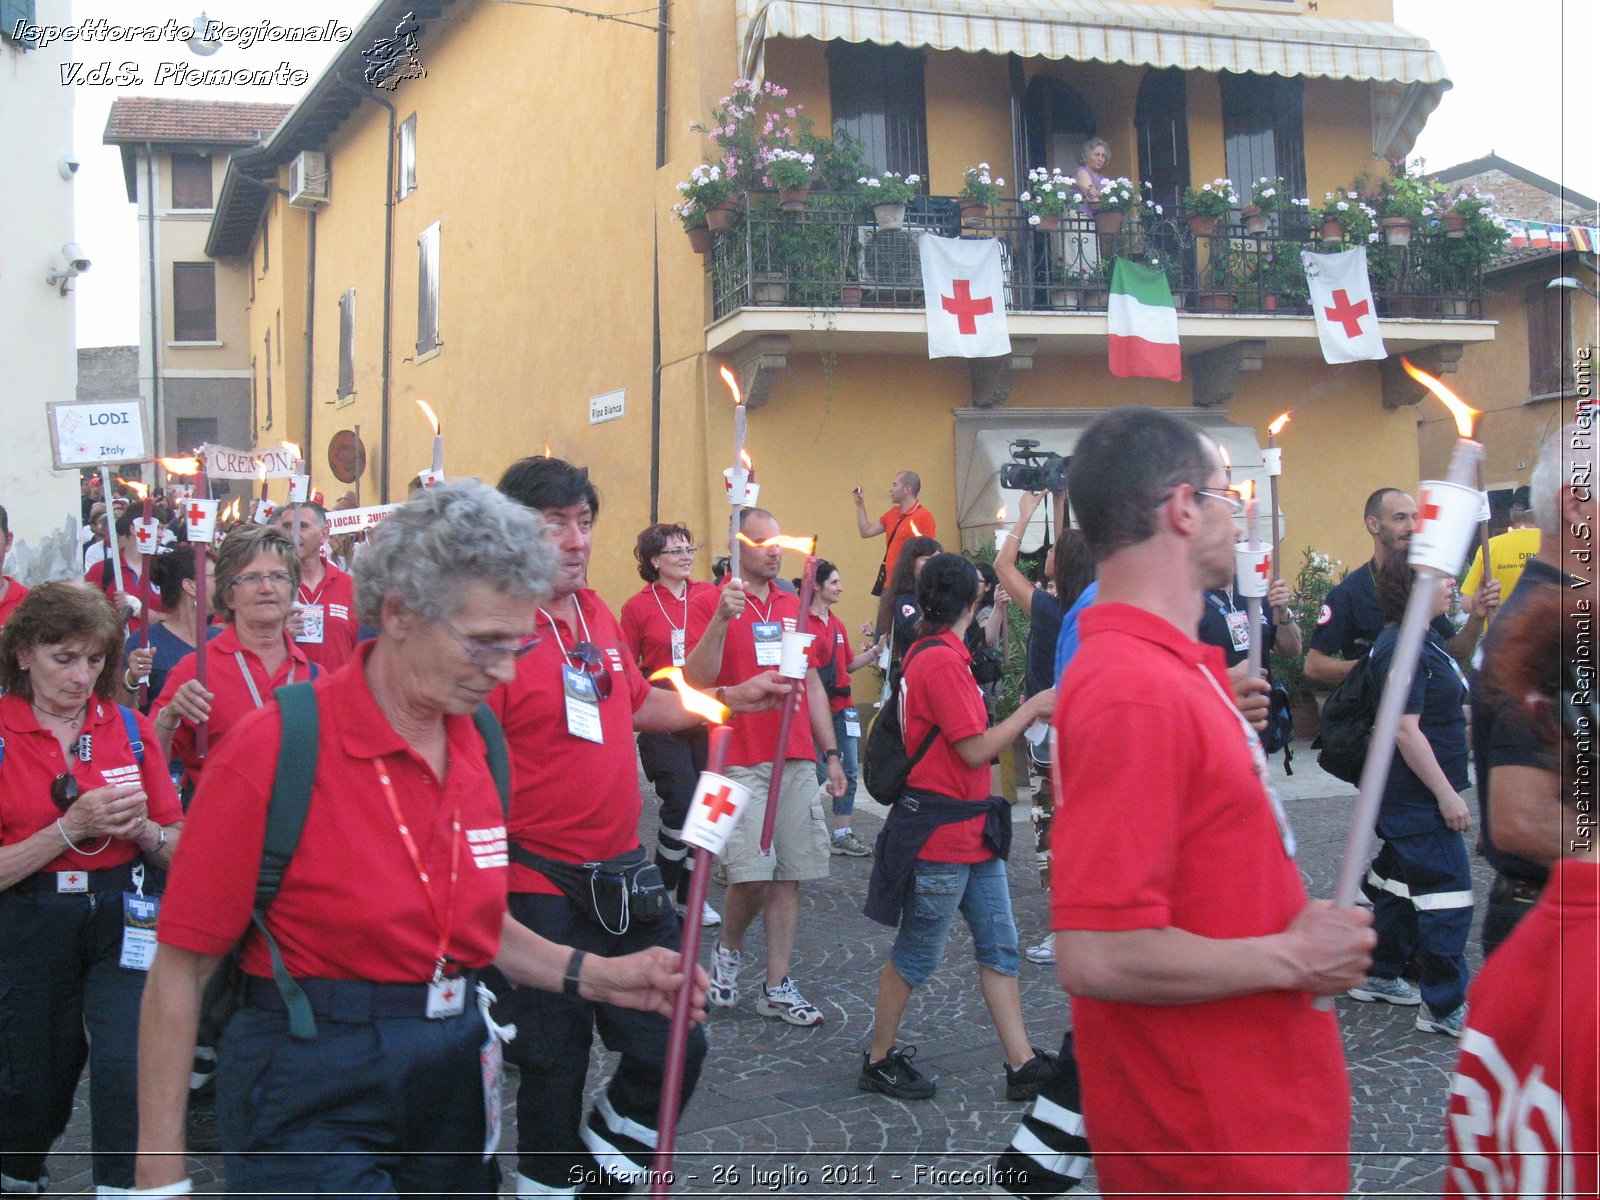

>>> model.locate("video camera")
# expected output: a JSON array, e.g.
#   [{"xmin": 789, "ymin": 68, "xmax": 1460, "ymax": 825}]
[{"xmin": 999, "ymin": 439, "xmax": 1069, "ymax": 492}]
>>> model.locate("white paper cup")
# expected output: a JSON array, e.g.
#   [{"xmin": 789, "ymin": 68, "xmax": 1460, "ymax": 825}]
[
  {"xmin": 682, "ymin": 771, "xmax": 753, "ymax": 855},
  {"xmin": 1409, "ymin": 480, "xmax": 1479, "ymax": 576},
  {"xmin": 778, "ymin": 629, "xmax": 815, "ymax": 679},
  {"xmin": 418, "ymin": 469, "xmax": 446, "ymax": 490},
  {"xmin": 1262, "ymin": 446, "xmax": 1283, "ymax": 477},
  {"xmin": 724, "ymin": 468, "xmax": 749, "ymax": 505},
  {"xmin": 1235, "ymin": 545, "xmax": 1271, "ymax": 597},
  {"xmin": 289, "ymin": 475, "xmax": 311, "ymax": 502}
]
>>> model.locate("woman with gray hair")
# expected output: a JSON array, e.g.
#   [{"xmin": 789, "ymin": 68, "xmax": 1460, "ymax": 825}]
[{"xmin": 133, "ymin": 480, "xmax": 706, "ymax": 1196}]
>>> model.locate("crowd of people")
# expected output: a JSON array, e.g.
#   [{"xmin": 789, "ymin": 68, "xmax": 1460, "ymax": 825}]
[{"xmin": 0, "ymin": 410, "xmax": 1589, "ymax": 1197}]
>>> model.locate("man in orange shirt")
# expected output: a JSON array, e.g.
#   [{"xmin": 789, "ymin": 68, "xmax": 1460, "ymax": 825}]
[{"xmin": 854, "ymin": 471, "xmax": 936, "ymax": 633}]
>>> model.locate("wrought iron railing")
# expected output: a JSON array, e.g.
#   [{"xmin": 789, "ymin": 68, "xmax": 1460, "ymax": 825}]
[{"xmin": 706, "ymin": 191, "xmax": 1485, "ymax": 322}]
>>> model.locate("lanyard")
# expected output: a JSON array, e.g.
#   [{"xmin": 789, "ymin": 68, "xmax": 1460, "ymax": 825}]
[
  {"xmin": 744, "ymin": 587, "xmax": 774, "ymax": 625},
  {"xmin": 1196, "ymin": 664, "xmax": 1296, "ymax": 857},
  {"xmin": 373, "ymin": 757, "xmax": 462, "ymax": 979},
  {"xmin": 235, "ymin": 652, "xmax": 296, "ymax": 709},
  {"xmin": 297, "ymin": 569, "xmax": 327, "ymax": 606},
  {"xmin": 537, "ymin": 601, "xmax": 594, "ymax": 659},
  {"xmin": 650, "ymin": 583, "xmax": 688, "ymax": 633}
]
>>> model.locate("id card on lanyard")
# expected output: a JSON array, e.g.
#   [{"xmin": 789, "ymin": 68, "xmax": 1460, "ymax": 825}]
[
  {"xmin": 562, "ymin": 666, "xmax": 604, "ymax": 744},
  {"xmin": 120, "ymin": 865, "xmax": 159, "ymax": 971},
  {"xmin": 751, "ymin": 622, "xmax": 783, "ymax": 667}
]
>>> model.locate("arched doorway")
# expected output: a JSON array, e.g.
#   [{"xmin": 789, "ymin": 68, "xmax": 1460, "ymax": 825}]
[{"xmin": 1023, "ymin": 76, "xmax": 1096, "ymax": 174}]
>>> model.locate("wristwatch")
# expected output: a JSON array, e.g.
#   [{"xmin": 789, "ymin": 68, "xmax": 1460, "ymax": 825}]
[
  {"xmin": 823, "ymin": 748, "xmax": 842, "ymax": 761},
  {"xmin": 563, "ymin": 949, "xmax": 587, "ymax": 997}
]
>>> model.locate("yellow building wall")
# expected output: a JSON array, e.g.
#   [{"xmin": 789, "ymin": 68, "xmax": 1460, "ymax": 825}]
[{"xmin": 244, "ymin": 190, "xmax": 309, "ymax": 454}]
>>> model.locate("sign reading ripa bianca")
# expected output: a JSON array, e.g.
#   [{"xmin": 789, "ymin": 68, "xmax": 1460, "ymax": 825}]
[
  {"xmin": 589, "ymin": 389, "xmax": 625, "ymax": 425},
  {"xmin": 47, "ymin": 398, "xmax": 151, "ymax": 469}
]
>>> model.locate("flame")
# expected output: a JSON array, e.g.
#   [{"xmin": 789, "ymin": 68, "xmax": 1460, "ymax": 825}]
[
  {"xmin": 416, "ymin": 399, "xmax": 441, "ymax": 436},
  {"xmin": 719, "ymin": 365, "xmax": 742, "ymax": 407},
  {"xmin": 1401, "ymin": 357, "xmax": 1479, "ymax": 437},
  {"xmin": 740, "ymin": 450, "xmax": 752, "ymax": 470},
  {"xmin": 158, "ymin": 456, "xmax": 201, "ymax": 476},
  {"xmin": 257, "ymin": 458, "xmax": 269, "ymax": 481},
  {"xmin": 996, "ymin": 505, "xmax": 1007, "ymax": 523},
  {"xmin": 736, "ymin": 532, "xmax": 817, "ymax": 555},
  {"xmin": 222, "ymin": 498, "xmax": 241, "ymax": 524},
  {"xmin": 908, "ymin": 520, "xmax": 922, "ymax": 537},
  {"xmin": 282, "ymin": 442, "xmax": 302, "ymax": 463},
  {"xmin": 1268, "ymin": 411, "xmax": 1292, "ymax": 437},
  {"xmin": 1219, "ymin": 444, "xmax": 1232, "ymax": 482},
  {"xmin": 1241, "ymin": 479, "xmax": 1255, "ymax": 502},
  {"xmin": 543, "ymin": 443, "xmax": 551, "ymax": 458},
  {"xmin": 648, "ymin": 667, "xmax": 731, "ymax": 724}
]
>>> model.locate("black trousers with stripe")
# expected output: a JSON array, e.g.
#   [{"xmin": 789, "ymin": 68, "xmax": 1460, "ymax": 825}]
[{"xmin": 637, "ymin": 728, "xmax": 709, "ymax": 904}]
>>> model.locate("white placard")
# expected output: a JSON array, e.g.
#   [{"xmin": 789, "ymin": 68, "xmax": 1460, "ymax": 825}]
[
  {"xmin": 200, "ymin": 444, "xmax": 302, "ymax": 480},
  {"xmin": 48, "ymin": 399, "xmax": 151, "ymax": 469},
  {"xmin": 778, "ymin": 630, "xmax": 815, "ymax": 679},
  {"xmin": 324, "ymin": 503, "xmax": 400, "ymax": 536},
  {"xmin": 1262, "ymin": 447, "xmax": 1283, "ymax": 477},
  {"xmin": 183, "ymin": 499, "xmax": 219, "ymax": 544},
  {"xmin": 1409, "ymin": 480, "xmax": 1479, "ymax": 577},
  {"xmin": 1235, "ymin": 546, "xmax": 1271, "ymax": 597},
  {"xmin": 251, "ymin": 499, "xmax": 278, "ymax": 525},
  {"xmin": 681, "ymin": 771, "xmax": 753, "ymax": 856},
  {"xmin": 289, "ymin": 476, "xmax": 311, "ymax": 502},
  {"xmin": 589, "ymin": 389, "xmax": 626, "ymax": 425},
  {"xmin": 417, "ymin": 468, "xmax": 446, "ymax": 490}
]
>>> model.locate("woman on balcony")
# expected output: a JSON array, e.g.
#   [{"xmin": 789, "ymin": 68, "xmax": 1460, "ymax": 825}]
[{"xmin": 1067, "ymin": 137, "xmax": 1113, "ymax": 274}]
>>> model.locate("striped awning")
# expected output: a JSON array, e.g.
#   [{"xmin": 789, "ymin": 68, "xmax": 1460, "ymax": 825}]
[{"xmin": 737, "ymin": 0, "xmax": 1451, "ymax": 157}]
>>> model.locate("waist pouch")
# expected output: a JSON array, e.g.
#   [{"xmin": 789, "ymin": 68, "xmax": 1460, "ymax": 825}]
[{"xmin": 509, "ymin": 843, "xmax": 672, "ymax": 934}]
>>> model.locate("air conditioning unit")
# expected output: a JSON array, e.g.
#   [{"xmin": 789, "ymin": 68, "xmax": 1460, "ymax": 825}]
[{"xmin": 288, "ymin": 151, "xmax": 329, "ymax": 209}]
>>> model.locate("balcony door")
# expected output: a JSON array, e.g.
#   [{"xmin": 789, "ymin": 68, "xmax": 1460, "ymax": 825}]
[
  {"xmin": 1136, "ymin": 69, "xmax": 1190, "ymax": 211},
  {"xmin": 828, "ymin": 43, "xmax": 928, "ymax": 182},
  {"xmin": 1023, "ymin": 77, "xmax": 1096, "ymax": 176}
]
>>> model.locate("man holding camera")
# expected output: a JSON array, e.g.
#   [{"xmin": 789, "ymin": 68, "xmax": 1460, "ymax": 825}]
[{"xmin": 854, "ymin": 471, "xmax": 935, "ymax": 633}]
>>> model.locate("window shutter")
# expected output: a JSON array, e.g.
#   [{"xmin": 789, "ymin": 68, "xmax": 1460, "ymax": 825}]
[
  {"xmin": 172, "ymin": 263, "xmax": 217, "ymax": 342},
  {"xmin": 417, "ymin": 223, "xmax": 440, "ymax": 355},
  {"xmin": 338, "ymin": 288, "xmax": 356, "ymax": 397},
  {"xmin": 0, "ymin": 0, "xmax": 39, "ymax": 46},
  {"xmin": 170, "ymin": 153, "xmax": 213, "ymax": 209}
]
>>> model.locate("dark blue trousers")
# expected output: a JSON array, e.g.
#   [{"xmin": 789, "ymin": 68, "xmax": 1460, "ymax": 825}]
[
  {"xmin": 217, "ymin": 996, "xmax": 496, "ymax": 1197},
  {"xmin": 0, "ymin": 886, "xmax": 146, "ymax": 1190},
  {"xmin": 1363, "ymin": 826, "xmax": 1474, "ymax": 1014},
  {"xmin": 637, "ymin": 729, "xmax": 708, "ymax": 903}
]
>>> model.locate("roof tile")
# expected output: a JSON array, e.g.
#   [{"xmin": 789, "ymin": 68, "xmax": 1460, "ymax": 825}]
[{"xmin": 103, "ymin": 97, "xmax": 293, "ymax": 146}]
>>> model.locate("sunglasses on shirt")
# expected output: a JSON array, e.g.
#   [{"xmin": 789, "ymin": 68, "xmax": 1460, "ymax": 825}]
[{"xmin": 567, "ymin": 641, "xmax": 613, "ymax": 701}]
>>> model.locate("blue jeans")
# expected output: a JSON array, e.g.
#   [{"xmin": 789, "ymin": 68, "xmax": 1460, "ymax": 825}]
[
  {"xmin": 890, "ymin": 857, "xmax": 1020, "ymax": 987},
  {"xmin": 815, "ymin": 708, "xmax": 860, "ymax": 818}
]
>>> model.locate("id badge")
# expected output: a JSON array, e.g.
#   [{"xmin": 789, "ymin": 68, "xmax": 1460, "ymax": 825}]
[
  {"xmin": 477, "ymin": 982, "xmax": 517, "ymax": 1161},
  {"xmin": 752, "ymin": 621, "xmax": 782, "ymax": 667},
  {"xmin": 843, "ymin": 706, "xmax": 861, "ymax": 739},
  {"xmin": 296, "ymin": 604, "xmax": 326, "ymax": 645},
  {"xmin": 670, "ymin": 627, "xmax": 686, "ymax": 667},
  {"xmin": 562, "ymin": 665, "xmax": 604, "ymax": 744},
  {"xmin": 120, "ymin": 893, "xmax": 160, "ymax": 971},
  {"xmin": 1224, "ymin": 610, "xmax": 1251, "ymax": 653},
  {"xmin": 426, "ymin": 975, "xmax": 468, "ymax": 1019}
]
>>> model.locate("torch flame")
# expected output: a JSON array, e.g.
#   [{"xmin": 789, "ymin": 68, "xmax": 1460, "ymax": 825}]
[
  {"xmin": 282, "ymin": 442, "xmax": 303, "ymax": 463},
  {"xmin": 908, "ymin": 520, "xmax": 922, "ymax": 537},
  {"xmin": 158, "ymin": 456, "xmax": 202, "ymax": 476},
  {"xmin": 415, "ymin": 399, "xmax": 441, "ymax": 436},
  {"xmin": 1219, "ymin": 444, "xmax": 1232, "ymax": 481},
  {"xmin": 1241, "ymin": 479, "xmax": 1256, "ymax": 502},
  {"xmin": 740, "ymin": 450, "xmax": 753, "ymax": 470},
  {"xmin": 719, "ymin": 365, "xmax": 742, "ymax": 407},
  {"xmin": 996, "ymin": 505, "xmax": 1007, "ymax": 524},
  {"xmin": 648, "ymin": 667, "xmax": 731, "ymax": 724},
  {"xmin": 1401, "ymin": 357, "xmax": 1479, "ymax": 437},
  {"xmin": 736, "ymin": 532, "xmax": 817, "ymax": 555},
  {"xmin": 543, "ymin": 444, "xmax": 551, "ymax": 459},
  {"xmin": 1268, "ymin": 411, "xmax": 1292, "ymax": 437},
  {"xmin": 222, "ymin": 498, "xmax": 241, "ymax": 524},
  {"xmin": 119, "ymin": 478, "xmax": 149, "ymax": 500}
]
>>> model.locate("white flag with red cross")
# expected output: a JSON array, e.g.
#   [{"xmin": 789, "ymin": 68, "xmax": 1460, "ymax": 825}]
[
  {"xmin": 919, "ymin": 235, "xmax": 1011, "ymax": 359},
  {"xmin": 184, "ymin": 499, "xmax": 218, "ymax": 544},
  {"xmin": 681, "ymin": 771, "xmax": 754, "ymax": 856},
  {"xmin": 1301, "ymin": 247, "xmax": 1386, "ymax": 364}
]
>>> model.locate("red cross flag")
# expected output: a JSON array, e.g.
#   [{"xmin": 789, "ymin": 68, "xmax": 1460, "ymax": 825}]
[
  {"xmin": 918, "ymin": 235, "xmax": 1010, "ymax": 359},
  {"xmin": 681, "ymin": 770, "xmax": 753, "ymax": 857},
  {"xmin": 184, "ymin": 498, "xmax": 219, "ymax": 544},
  {"xmin": 1300, "ymin": 247, "xmax": 1386, "ymax": 364}
]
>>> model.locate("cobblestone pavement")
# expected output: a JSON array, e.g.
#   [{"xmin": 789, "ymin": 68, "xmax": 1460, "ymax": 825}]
[{"xmin": 46, "ymin": 744, "xmax": 1488, "ymax": 1196}]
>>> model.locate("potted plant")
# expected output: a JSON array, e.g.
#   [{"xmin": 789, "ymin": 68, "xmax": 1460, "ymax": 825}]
[
  {"xmin": 1419, "ymin": 185, "xmax": 1509, "ymax": 314},
  {"xmin": 677, "ymin": 163, "xmax": 738, "ymax": 231},
  {"xmin": 959, "ymin": 162, "xmax": 1004, "ymax": 225},
  {"xmin": 673, "ymin": 199, "xmax": 713, "ymax": 254},
  {"xmin": 857, "ymin": 171, "xmax": 921, "ymax": 230},
  {"xmin": 1374, "ymin": 161, "xmax": 1442, "ymax": 247},
  {"xmin": 1256, "ymin": 248, "xmax": 1310, "ymax": 311},
  {"xmin": 1311, "ymin": 190, "xmax": 1379, "ymax": 247},
  {"xmin": 751, "ymin": 271, "xmax": 789, "ymax": 304},
  {"xmin": 1092, "ymin": 176, "xmax": 1140, "ymax": 234},
  {"xmin": 1181, "ymin": 178, "xmax": 1239, "ymax": 237},
  {"xmin": 762, "ymin": 147, "xmax": 816, "ymax": 211},
  {"xmin": 1240, "ymin": 177, "xmax": 1286, "ymax": 234},
  {"xmin": 1019, "ymin": 167, "xmax": 1075, "ymax": 231}
]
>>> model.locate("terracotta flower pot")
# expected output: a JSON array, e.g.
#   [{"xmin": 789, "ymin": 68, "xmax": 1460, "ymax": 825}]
[
  {"xmin": 1093, "ymin": 209, "xmax": 1125, "ymax": 235},
  {"xmin": 958, "ymin": 198, "xmax": 989, "ymax": 227},
  {"xmin": 1381, "ymin": 216, "xmax": 1414, "ymax": 247},
  {"xmin": 1187, "ymin": 213, "xmax": 1218, "ymax": 238},
  {"xmin": 1034, "ymin": 214, "xmax": 1062, "ymax": 233},
  {"xmin": 706, "ymin": 200, "xmax": 739, "ymax": 232},
  {"xmin": 1320, "ymin": 217, "xmax": 1346, "ymax": 245},
  {"xmin": 779, "ymin": 186, "xmax": 810, "ymax": 212},
  {"xmin": 685, "ymin": 225, "xmax": 713, "ymax": 255},
  {"xmin": 1261, "ymin": 293, "xmax": 1280, "ymax": 312},
  {"xmin": 752, "ymin": 271, "xmax": 788, "ymax": 305},
  {"xmin": 840, "ymin": 283, "xmax": 862, "ymax": 306},
  {"xmin": 1441, "ymin": 211, "xmax": 1468, "ymax": 238},
  {"xmin": 1241, "ymin": 205, "xmax": 1270, "ymax": 235},
  {"xmin": 1196, "ymin": 291, "xmax": 1234, "ymax": 313},
  {"xmin": 1049, "ymin": 285, "xmax": 1083, "ymax": 309},
  {"xmin": 873, "ymin": 202, "xmax": 907, "ymax": 230}
]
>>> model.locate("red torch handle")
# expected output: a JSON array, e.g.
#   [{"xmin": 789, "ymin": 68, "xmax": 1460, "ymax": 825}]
[
  {"xmin": 194, "ymin": 466, "xmax": 210, "ymax": 761},
  {"xmin": 138, "ymin": 497, "xmax": 153, "ymax": 708},
  {"xmin": 758, "ymin": 554, "xmax": 819, "ymax": 855}
]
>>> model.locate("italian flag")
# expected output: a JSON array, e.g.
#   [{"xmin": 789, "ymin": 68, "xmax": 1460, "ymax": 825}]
[{"xmin": 1107, "ymin": 258, "xmax": 1182, "ymax": 382}]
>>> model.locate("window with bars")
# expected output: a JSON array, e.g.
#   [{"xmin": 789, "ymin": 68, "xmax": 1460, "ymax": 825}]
[
  {"xmin": 828, "ymin": 43, "xmax": 928, "ymax": 181},
  {"xmin": 417, "ymin": 222, "xmax": 440, "ymax": 356},
  {"xmin": 175, "ymin": 416, "xmax": 218, "ymax": 452},
  {"xmin": 338, "ymin": 288, "xmax": 356, "ymax": 398},
  {"xmin": 1526, "ymin": 280, "xmax": 1574, "ymax": 396},
  {"xmin": 399, "ymin": 114, "xmax": 417, "ymax": 200},
  {"xmin": 172, "ymin": 263, "xmax": 217, "ymax": 342},
  {"xmin": 170, "ymin": 153, "xmax": 213, "ymax": 209},
  {"xmin": 1221, "ymin": 74, "xmax": 1306, "ymax": 210}
]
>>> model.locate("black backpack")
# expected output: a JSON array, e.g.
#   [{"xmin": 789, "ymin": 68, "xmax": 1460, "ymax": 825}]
[
  {"xmin": 1313, "ymin": 648, "xmax": 1377, "ymax": 785},
  {"xmin": 861, "ymin": 639, "xmax": 950, "ymax": 804},
  {"xmin": 198, "ymin": 681, "xmax": 510, "ymax": 1042}
]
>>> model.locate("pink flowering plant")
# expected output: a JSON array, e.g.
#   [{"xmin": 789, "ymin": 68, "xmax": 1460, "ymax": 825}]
[{"xmin": 691, "ymin": 78, "xmax": 802, "ymax": 192}]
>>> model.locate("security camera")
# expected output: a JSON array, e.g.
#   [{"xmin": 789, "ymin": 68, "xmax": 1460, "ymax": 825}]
[
  {"xmin": 57, "ymin": 153, "xmax": 81, "ymax": 180},
  {"xmin": 62, "ymin": 243, "xmax": 90, "ymax": 274}
]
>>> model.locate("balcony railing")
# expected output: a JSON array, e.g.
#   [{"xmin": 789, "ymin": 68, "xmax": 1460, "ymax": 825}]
[{"xmin": 707, "ymin": 191, "xmax": 1485, "ymax": 324}]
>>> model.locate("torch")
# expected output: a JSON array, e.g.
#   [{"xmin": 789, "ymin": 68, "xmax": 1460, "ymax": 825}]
[
  {"xmin": 285, "ymin": 444, "xmax": 309, "ymax": 563},
  {"xmin": 994, "ymin": 506, "xmax": 1008, "ymax": 554},
  {"xmin": 1265, "ymin": 411, "xmax": 1290, "ymax": 583},
  {"xmin": 647, "ymin": 669, "xmax": 747, "ymax": 1200},
  {"xmin": 416, "ymin": 400, "xmax": 445, "ymax": 487},
  {"xmin": 97, "ymin": 464, "xmax": 125, "ymax": 607},
  {"xmin": 720, "ymin": 366, "xmax": 747, "ymax": 584},
  {"xmin": 1316, "ymin": 359, "xmax": 1483, "ymax": 1010},
  {"xmin": 1235, "ymin": 481, "xmax": 1270, "ymax": 680},
  {"xmin": 174, "ymin": 452, "xmax": 217, "ymax": 761},
  {"xmin": 122, "ymin": 479, "xmax": 157, "ymax": 706}
]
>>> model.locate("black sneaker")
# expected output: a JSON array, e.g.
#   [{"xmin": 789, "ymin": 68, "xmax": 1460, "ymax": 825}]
[
  {"xmin": 1004, "ymin": 1048, "xmax": 1059, "ymax": 1101},
  {"xmin": 858, "ymin": 1044, "xmax": 937, "ymax": 1100}
]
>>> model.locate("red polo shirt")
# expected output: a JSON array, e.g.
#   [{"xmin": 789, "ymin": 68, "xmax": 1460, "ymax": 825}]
[
  {"xmin": 620, "ymin": 581, "xmax": 718, "ymax": 674},
  {"xmin": 1050, "ymin": 603, "xmax": 1349, "ymax": 1195},
  {"xmin": 0, "ymin": 578, "xmax": 29, "ymax": 630},
  {"xmin": 901, "ymin": 631, "xmax": 990, "ymax": 861},
  {"xmin": 158, "ymin": 641, "xmax": 509, "ymax": 981},
  {"xmin": 84, "ymin": 559, "xmax": 149, "ymax": 632},
  {"xmin": 294, "ymin": 560, "xmax": 360, "ymax": 670},
  {"xmin": 153, "ymin": 624, "xmax": 314, "ymax": 781},
  {"xmin": 686, "ymin": 580, "xmax": 821, "ymax": 770},
  {"xmin": 879, "ymin": 503, "xmax": 935, "ymax": 581},
  {"xmin": 489, "ymin": 589, "xmax": 653, "ymax": 895},
  {"xmin": 0, "ymin": 693, "xmax": 182, "ymax": 873},
  {"xmin": 808, "ymin": 609, "xmax": 855, "ymax": 714}
]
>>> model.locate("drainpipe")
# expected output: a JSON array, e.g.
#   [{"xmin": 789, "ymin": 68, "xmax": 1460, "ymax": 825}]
[
  {"xmin": 145, "ymin": 145, "xmax": 162, "ymax": 463},
  {"xmin": 649, "ymin": 0, "xmax": 670, "ymax": 522},
  {"xmin": 303, "ymin": 209, "xmax": 317, "ymax": 473}
]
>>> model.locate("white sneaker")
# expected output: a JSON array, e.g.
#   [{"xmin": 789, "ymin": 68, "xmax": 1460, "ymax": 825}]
[
  {"xmin": 1024, "ymin": 938, "xmax": 1056, "ymax": 965},
  {"xmin": 700, "ymin": 901, "xmax": 722, "ymax": 928},
  {"xmin": 708, "ymin": 940, "xmax": 743, "ymax": 1008},
  {"xmin": 755, "ymin": 976, "xmax": 824, "ymax": 1026}
]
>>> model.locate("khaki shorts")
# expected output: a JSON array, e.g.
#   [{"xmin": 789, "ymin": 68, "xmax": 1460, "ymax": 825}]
[{"xmin": 722, "ymin": 761, "xmax": 831, "ymax": 884}]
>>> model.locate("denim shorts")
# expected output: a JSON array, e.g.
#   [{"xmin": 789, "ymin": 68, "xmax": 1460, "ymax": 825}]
[{"xmin": 890, "ymin": 856, "xmax": 1020, "ymax": 987}]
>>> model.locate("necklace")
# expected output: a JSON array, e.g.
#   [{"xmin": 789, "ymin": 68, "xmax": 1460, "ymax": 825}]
[{"xmin": 33, "ymin": 700, "xmax": 88, "ymax": 724}]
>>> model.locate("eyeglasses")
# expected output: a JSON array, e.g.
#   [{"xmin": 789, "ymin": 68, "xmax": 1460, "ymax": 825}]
[
  {"xmin": 659, "ymin": 545, "xmax": 698, "ymax": 558},
  {"xmin": 443, "ymin": 622, "xmax": 542, "ymax": 669},
  {"xmin": 51, "ymin": 773, "xmax": 79, "ymax": 812},
  {"xmin": 1193, "ymin": 487, "xmax": 1247, "ymax": 517},
  {"xmin": 231, "ymin": 571, "xmax": 294, "ymax": 589},
  {"xmin": 567, "ymin": 640, "xmax": 613, "ymax": 701}
]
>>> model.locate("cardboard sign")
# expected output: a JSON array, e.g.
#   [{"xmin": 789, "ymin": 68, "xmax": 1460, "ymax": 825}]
[
  {"xmin": 48, "ymin": 399, "xmax": 151, "ymax": 469},
  {"xmin": 681, "ymin": 771, "xmax": 753, "ymax": 856},
  {"xmin": 200, "ymin": 444, "xmax": 302, "ymax": 480},
  {"xmin": 324, "ymin": 503, "xmax": 400, "ymax": 536}
]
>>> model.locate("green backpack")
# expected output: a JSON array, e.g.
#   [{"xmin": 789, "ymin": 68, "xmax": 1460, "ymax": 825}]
[{"xmin": 198, "ymin": 681, "xmax": 511, "ymax": 1042}]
